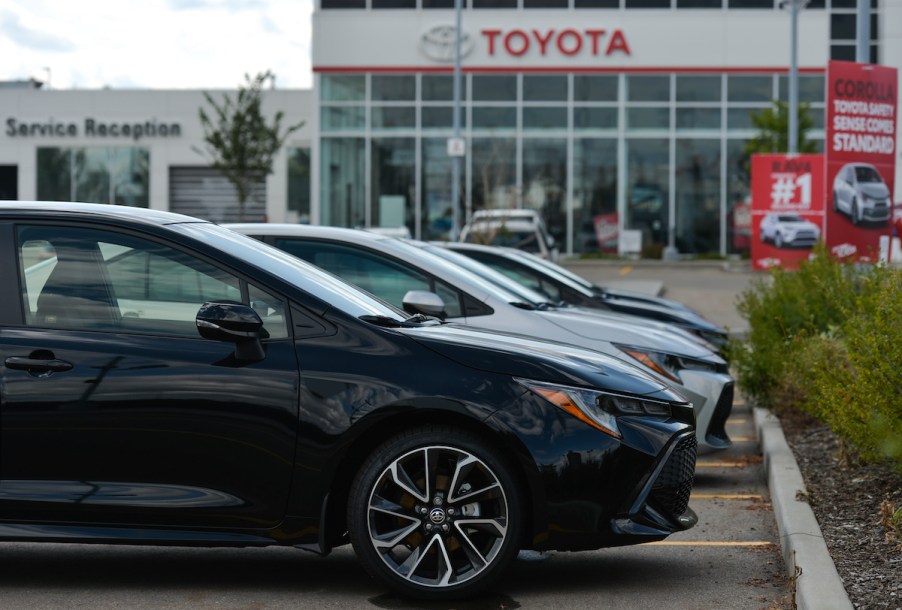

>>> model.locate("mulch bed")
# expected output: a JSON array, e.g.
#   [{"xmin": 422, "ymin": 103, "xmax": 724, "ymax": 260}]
[{"xmin": 778, "ymin": 409, "xmax": 902, "ymax": 610}]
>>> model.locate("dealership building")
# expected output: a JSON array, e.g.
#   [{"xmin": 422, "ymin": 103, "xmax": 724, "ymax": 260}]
[{"xmin": 1, "ymin": 0, "xmax": 899, "ymax": 257}]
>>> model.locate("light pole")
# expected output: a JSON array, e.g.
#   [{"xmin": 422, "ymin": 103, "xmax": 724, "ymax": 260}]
[
  {"xmin": 856, "ymin": 0, "xmax": 871, "ymax": 63},
  {"xmin": 449, "ymin": 0, "xmax": 464, "ymax": 241},
  {"xmin": 782, "ymin": 0, "xmax": 808, "ymax": 155}
]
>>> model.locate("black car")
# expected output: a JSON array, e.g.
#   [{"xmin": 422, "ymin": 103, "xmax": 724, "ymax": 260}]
[
  {"xmin": 0, "ymin": 202, "xmax": 697, "ymax": 599},
  {"xmin": 438, "ymin": 242, "xmax": 729, "ymax": 350}
]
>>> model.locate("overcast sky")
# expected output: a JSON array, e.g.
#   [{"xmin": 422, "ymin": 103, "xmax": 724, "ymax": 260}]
[{"xmin": 1, "ymin": 0, "xmax": 314, "ymax": 90}]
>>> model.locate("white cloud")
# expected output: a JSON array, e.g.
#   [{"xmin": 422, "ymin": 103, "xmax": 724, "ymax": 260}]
[{"xmin": 0, "ymin": 0, "xmax": 313, "ymax": 89}]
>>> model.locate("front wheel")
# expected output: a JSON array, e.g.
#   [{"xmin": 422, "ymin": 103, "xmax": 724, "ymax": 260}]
[
  {"xmin": 852, "ymin": 198, "xmax": 860, "ymax": 225},
  {"xmin": 348, "ymin": 426, "xmax": 521, "ymax": 600}
]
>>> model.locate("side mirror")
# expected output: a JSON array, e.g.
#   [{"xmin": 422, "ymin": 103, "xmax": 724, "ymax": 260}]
[
  {"xmin": 402, "ymin": 290, "xmax": 446, "ymax": 319},
  {"xmin": 196, "ymin": 301, "xmax": 266, "ymax": 362}
]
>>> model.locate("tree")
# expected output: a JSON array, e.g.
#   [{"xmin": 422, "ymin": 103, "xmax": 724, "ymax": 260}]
[
  {"xmin": 198, "ymin": 71, "xmax": 304, "ymax": 221},
  {"xmin": 743, "ymin": 100, "xmax": 818, "ymax": 157}
]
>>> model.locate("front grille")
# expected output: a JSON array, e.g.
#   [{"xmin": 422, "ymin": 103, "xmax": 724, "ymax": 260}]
[{"xmin": 649, "ymin": 434, "xmax": 697, "ymax": 520}]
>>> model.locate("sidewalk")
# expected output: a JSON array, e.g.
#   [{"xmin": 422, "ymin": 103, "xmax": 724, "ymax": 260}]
[{"xmin": 561, "ymin": 258, "xmax": 854, "ymax": 610}]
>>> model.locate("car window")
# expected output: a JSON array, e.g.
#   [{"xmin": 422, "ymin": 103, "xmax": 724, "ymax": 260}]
[
  {"xmin": 18, "ymin": 225, "xmax": 287, "ymax": 339},
  {"xmin": 854, "ymin": 166, "xmax": 881, "ymax": 183},
  {"xmin": 273, "ymin": 238, "xmax": 463, "ymax": 318}
]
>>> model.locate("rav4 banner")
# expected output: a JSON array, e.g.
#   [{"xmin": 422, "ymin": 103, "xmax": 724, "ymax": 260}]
[
  {"xmin": 825, "ymin": 60, "xmax": 898, "ymax": 263},
  {"xmin": 751, "ymin": 153, "xmax": 825, "ymax": 271}
]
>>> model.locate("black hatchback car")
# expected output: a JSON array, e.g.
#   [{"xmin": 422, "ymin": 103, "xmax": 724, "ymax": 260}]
[{"xmin": 0, "ymin": 203, "xmax": 697, "ymax": 599}]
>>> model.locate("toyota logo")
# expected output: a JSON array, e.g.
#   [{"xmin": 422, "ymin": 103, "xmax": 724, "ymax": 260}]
[
  {"xmin": 420, "ymin": 25, "xmax": 474, "ymax": 63},
  {"xmin": 429, "ymin": 507, "xmax": 447, "ymax": 524}
]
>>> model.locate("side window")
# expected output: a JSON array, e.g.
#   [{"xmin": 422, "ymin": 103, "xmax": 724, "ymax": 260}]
[{"xmin": 18, "ymin": 225, "xmax": 287, "ymax": 339}]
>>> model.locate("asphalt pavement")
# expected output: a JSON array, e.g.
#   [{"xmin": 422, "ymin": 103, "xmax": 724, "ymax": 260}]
[{"xmin": 562, "ymin": 257, "xmax": 854, "ymax": 610}]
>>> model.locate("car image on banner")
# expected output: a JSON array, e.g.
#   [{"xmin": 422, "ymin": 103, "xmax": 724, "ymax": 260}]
[
  {"xmin": 759, "ymin": 212, "xmax": 821, "ymax": 249},
  {"xmin": 824, "ymin": 60, "xmax": 898, "ymax": 263}
]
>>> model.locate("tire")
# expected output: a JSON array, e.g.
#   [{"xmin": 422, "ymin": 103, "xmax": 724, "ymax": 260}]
[
  {"xmin": 347, "ymin": 426, "xmax": 521, "ymax": 600},
  {"xmin": 852, "ymin": 199, "xmax": 860, "ymax": 225},
  {"xmin": 832, "ymin": 190, "xmax": 839, "ymax": 212},
  {"xmin": 775, "ymin": 232, "xmax": 784, "ymax": 248}
]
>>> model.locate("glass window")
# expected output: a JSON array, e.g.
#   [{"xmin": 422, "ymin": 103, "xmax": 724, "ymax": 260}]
[
  {"xmin": 372, "ymin": 75, "xmax": 416, "ymax": 101},
  {"xmin": 473, "ymin": 0, "xmax": 517, "ymax": 6},
  {"xmin": 422, "ymin": 75, "xmax": 467, "ymax": 101},
  {"xmin": 627, "ymin": 107, "xmax": 670, "ymax": 130},
  {"xmin": 573, "ymin": 138, "xmax": 618, "ymax": 254},
  {"xmin": 472, "ymin": 107, "xmax": 517, "ymax": 129},
  {"xmin": 372, "ymin": 0, "xmax": 416, "ymax": 6},
  {"xmin": 778, "ymin": 75, "xmax": 825, "ymax": 103},
  {"xmin": 421, "ymin": 137, "xmax": 462, "ymax": 240},
  {"xmin": 371, "ymin": 106, "xmax": 416, "ymax": 129},
  {"xmin": 287, "ymin": 148, "xmax": 311, "ymax": 222},
  {"xmin": 675, "ymin": 139, "xmax": 721, "ymax": 255},
  {"xmin": 829, "ymin": 44, "xmax": 855, "ymax": 62},
  {"xmin": 626, "ymin": 138, "xmax": 670, "ymax": 256},
  {"xmin": 676, "ymin": 75, "xmax": 721, "ymax": 102},
  {"xmin": 625, "ymin": 0, "xmax": 670, "ymax": 6},
  {"xmin": 727, "ymin": 0, "xmax": 772, "ymax": 7},
  {"xmin": 320, "ymin": 0, "xmax": 366, "ymax": 6},
  {"xmin": 830, "ymin": 13, "xmax": 856, "ymax": 40},
  {"xmin": 421, "ymin": 106, "xmax": 468, "ymax": 130},
  {"xmin": 627, "ymin": 75, "xmax": 670, "ymax": 102},
  {"xmin": 320, "ymin": 75, "xmax": 366, "ymax": 102},
  {"xmin": 676, "ymin": 108, "xmax": 721, "ymax": 130},
  {"xmin": 523, "ymin": 76, "xmax": 568, "ymax": 101},
  {"xmin": 18, "ymin": 225, "xmax": 286, "ymax": 339},
  {"xmin": 471, "ymin": 138, "xmax": 517, "ymax": 211},
  {"xmin": 727, "ymin": 107, "xmax": 759, "ymax": 130},
  {"xmin": 727, "ymin": 75, "xmax": 773, "ymax": 102},
  {"xmin": 321, "ymin": 106, "xmax": 366, "ymax": 131},
  {"xmin": 677, "ymin": 0, "xmax": 721, "ymax": 5},
  {"xmin": 523, "ymin": 139, "xmax": 567, "ymax": 247},
  {"xmin": 371, "ymin": 138, "xmax": 415, "ymax": 236},
  {"xmin": 575, "ymin": 0, "xmax": 619, "ymax": 5},
  {"xmin": 36, "ymin": 147, "xmax": 149, "ymax": 207},
  {"xmin": 472, "ymin": 75, "xmax": 517, "ymax": 102},
  {"xmin": 523, "ymin": 107, "xmax": 567, "ymax": 130},
  {"xmin": 574, "ymin": 75, "xmax": 618, "ymax": 102},
  {"xmin": 726, "ymin": 138, "xmax": 751, "ymax": 256},
  {"xmin": 423, "ymin": 0, "xmax": 460, "ymax": 7},
  {"xmin": 525, "ymin": 0, "xmax": 569, "ymax": 5},
  {"xmin": 574, "ymin": 107, "xmax": 618, "ymax": 130},
  {"xmin": 321, "ymin": 137, "xmax": 366, "ymax": 227}
]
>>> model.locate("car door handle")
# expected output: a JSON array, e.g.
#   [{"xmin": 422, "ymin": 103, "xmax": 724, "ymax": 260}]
[{"xmin": 4, "ymin": 357, "xmax": 74, "ymax": 373}]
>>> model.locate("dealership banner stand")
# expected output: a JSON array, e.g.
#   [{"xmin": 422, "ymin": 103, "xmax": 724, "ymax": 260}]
[
  {"xmin": 751, "ymin": 153, "xmax": 825, "ymax": 271},
  {"xmin": 824, "ymin": 60, "xmax": 898, "ymax": 264}
]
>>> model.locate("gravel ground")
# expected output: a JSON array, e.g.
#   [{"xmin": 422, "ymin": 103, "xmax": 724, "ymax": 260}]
[{"xmin": 779, "ymin": 410, "xmax": 902, "ymax": 610}]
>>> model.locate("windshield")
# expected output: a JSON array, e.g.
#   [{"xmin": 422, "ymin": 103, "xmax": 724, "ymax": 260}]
[
  {"xmin": 777, "ymin": 215, "xmax": 801, "ymax": 222},
  {"xmin": 854, "ymin": 166, "xmax": 882, "ymax": 183},
  {"xmin": 170, "ymin": 222, "xmax": 407, "ymax": 322},
  {"xmin": 424, "ymin": 245, "xmax": 549, "ymax": 305}
]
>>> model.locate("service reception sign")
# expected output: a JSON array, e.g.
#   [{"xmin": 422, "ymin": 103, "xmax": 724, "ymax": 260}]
[
  {"xmin": 751, "ymin": 153, "xmax": 825, "ymax": 271},
  {"xmin": 825, "ymin": 60, "xmax": 898, "ymax": 263}
]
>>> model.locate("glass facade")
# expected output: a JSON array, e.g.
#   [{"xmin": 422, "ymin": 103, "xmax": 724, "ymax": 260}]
[
  {"xmin": 317, "ymin": 71, "xmax": 826, "ymax": 257},
  {"xmin": 36, "ymin": 147, "xmax": 150, "ymax": 207}
]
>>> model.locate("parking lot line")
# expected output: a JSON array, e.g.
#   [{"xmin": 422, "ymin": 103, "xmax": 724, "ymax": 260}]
[
  {"xmin": 696, "ymin": 462, "xmax": 747, "ymax": 468},
  {"xmin": 647, "ymin": 541, "xmax": 775, "ymax": 547}
]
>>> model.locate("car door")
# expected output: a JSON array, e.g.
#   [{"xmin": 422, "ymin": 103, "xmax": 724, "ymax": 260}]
[{"xmin": 0, "ymin": 221, "xmax": 299, "ymax": 529}]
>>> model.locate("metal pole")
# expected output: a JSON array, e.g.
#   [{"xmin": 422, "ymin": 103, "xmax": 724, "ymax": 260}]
[
  {"xmin": 450, "ymin": 0, "xmax": 463, "ymax": 241},
  {"xmin": 856, "ymin": 0, "xmax": 871, "ymax": 63},
  {"xmin": 788, "ymin": 0, "xmax": 801, "ymax": 155}
]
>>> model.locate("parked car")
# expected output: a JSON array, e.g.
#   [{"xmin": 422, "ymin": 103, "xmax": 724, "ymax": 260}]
[
  {"xmin": 1, "ymin": 202, "xmax": 698, "ymax": 599},
  {"xmin": 758, "ymin": 213, "xmax": 821, "ymax": 249},
  {"xmin": 227, "ymin": 223, "xmax": 734, "ymax": 454},
  {"xmin": 436, "ymin": 241, "xmax": 729, "ymax": 350},
  {"xmin": 459, "ymin": 209, "xmax": 559, "ymax": 261},
  {"xmin": 832, "ymin": 163, "xmax": 892, "ymax": 225}
]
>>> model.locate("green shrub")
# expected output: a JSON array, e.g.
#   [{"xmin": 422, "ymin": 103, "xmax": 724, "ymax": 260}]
[{"xmin": 731, "ymin": 246, "xmax": 902, "ymax": 472}]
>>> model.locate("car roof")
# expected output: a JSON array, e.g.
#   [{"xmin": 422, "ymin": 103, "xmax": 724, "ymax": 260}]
[
  {"xmin": 0, "ymin": 201, "xmax": 207, "ymax": 226},
  {"xmin": 223, "ymin": 223, "xmax": 393, "ymax": 243}
]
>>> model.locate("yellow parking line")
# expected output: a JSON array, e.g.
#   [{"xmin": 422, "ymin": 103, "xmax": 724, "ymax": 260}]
[
  {"xmin": 696, "ymin": 462, "xmax": 746, "ymax": 468},
  {"xmin": 619, "ymin": 265, "xmax": 633, "ymax": 276},
  {"xmin": 727, "ymin": 418, "xmax": 748, "ymax": 424},
  {"xmin": 731, "ymin": 436, "xmax": 756, "ymax": 442},
  {"xmin": 647, "ymin": 541, "xmax": 775, "ymax": 547},
  {"xmin": 691, "ymin": 494, "xmax": 764, "ymax": 500}
]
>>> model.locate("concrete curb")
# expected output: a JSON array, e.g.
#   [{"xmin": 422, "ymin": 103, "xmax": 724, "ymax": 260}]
[{"xmin": 754, "ymin": 407, "xmax": 853, "ymax": 610}]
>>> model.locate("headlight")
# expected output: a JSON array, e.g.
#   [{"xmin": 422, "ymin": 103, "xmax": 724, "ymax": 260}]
[
  {"xmin": 614, "ymin": 345, "xmax": 727, "ymax": 383},
  {"xmin": 516, "ymin": 378, "xmax": 673, "ymax": 438}
]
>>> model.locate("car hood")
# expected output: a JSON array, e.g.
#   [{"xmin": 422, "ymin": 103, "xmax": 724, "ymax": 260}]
[
  {"xmin": 401, "ymin": 323, "xmax": 673, "ymax": 397},
  {"xmin": 860, "ymin": 183, "xmax": 890, "ymax": 199},
  {"xmin": 537, "ymin": 308, "xmax": 720, "ymax": 361},
  {"xmin": 594, "ymin": 291, "xmax": 725, "ymax": 334}
]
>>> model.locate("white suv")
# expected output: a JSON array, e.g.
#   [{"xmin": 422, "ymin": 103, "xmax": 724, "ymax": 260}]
[
  {"xmin": 459, "ymin": 209, "xmax": 559, "ymax": 261},
  {"xmin": 759, "ymin": 213, "xmax": 821, "ymax": 248}
]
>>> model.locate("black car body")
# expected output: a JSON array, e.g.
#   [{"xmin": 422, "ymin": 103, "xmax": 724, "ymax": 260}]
[
  {"xmin": 0, "ymin": 202, "xmax": 697, "ymax": 599},
  {"xmin": 439, "ymin": 242, "xmax": 729, "ymax": 350}
]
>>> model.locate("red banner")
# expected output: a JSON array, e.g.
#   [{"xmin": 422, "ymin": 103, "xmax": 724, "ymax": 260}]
[
  {"xmin": 751, "ymin": 153, "xmax": 825, "ymax": 271},
  {"xmin": 825, "ymin": 60, "xmax": 898, "ymax": 263}
]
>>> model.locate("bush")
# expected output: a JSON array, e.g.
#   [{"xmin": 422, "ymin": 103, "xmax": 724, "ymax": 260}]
[{"xmin": 731, "ymin": 246, "xmax": 902, "ymax": 472}]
